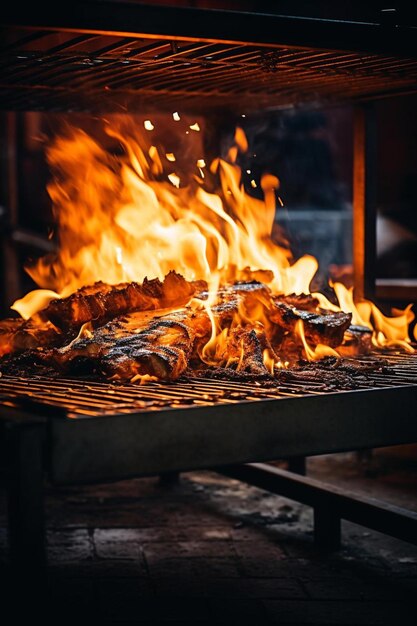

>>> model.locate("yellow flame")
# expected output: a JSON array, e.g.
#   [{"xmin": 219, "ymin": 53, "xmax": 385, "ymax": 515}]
[
  {"xmin": 12, "ymin": 289, "xmax": 60, "ymax": 320},
  {"xmin": 167, "ymin": 173, "xmax": 181, "ymax": 188},
  {"xmin": 332, "ymin": 282, "xmax": 414, "ymax": 352},
  {"xmin": 295, "ymin": 319, "xmax": 340, "ymax": 361}
]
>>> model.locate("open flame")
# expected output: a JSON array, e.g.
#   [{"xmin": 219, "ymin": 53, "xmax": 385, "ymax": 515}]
[{"xmin": 10, "ymin": 115, "xmax": 415, "ymax": 372}]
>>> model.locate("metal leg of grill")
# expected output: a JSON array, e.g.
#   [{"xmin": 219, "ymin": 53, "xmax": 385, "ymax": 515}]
[
  {"xmin": 217, "ymin": 462, "xmax": 417, "ymax": 551},
  {"xmin": 314, "ymin": 507, "xmax": 341, "ymax": 551},
  {"xmin": 5, "ymin": 421, "xmax": 46, "ymax": 573},
  {"xmin": 287, "ymin": 456, "xmax": 306, "ymax": 475}
]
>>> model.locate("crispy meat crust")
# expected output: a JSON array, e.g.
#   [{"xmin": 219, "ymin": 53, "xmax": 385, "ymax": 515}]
[
  {"xmin": 269, "ymin": 301, "xmax": 352, "ymax": 347},
  {"xmin": 39, "ymin": 271, "xmax": 207, "ymax": 331},
  {"xmin": 42, "ymin": 307, "xmax": 212, "ymax": 381}
]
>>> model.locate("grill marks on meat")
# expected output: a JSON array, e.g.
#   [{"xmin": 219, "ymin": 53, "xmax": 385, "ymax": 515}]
[
  {"xmin": 103, "ymin": 313, "xmax": 207, "ymax": 380},
  {"xmin": 43, "ymin": 307, "xmax": 212, "ymax": 381},
  {"xmin": 39, "ymin": 271, "xmax": 207, "ymax": 331}
]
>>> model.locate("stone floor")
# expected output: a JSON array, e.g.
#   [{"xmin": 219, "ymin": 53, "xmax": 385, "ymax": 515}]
[{"xmin": 1, "ymin": 447, "xmax": 417, "ymax": 625}]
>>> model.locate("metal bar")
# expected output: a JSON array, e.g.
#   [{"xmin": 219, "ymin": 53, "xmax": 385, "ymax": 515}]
[
  {"xmin": 0, "ymin": 112, "xmax": 21, "ymax": 312},
  {"xmin": 314, "ymin": 508, "xmax": 341, "ymax": 551},
  {"xmin": 353, "ymin": 104, "xmax": 377, "ymax": 300},
  {"xmin": 5, "ymin": 420, "xmax": 47, "ymax": 570},
  {"xmin": 217, "ymin": 463, "xmax": 417, "ymax": 547},
  {"xmin": 2, "ymin": 3, "xmax": 417, "ymax": 57}
]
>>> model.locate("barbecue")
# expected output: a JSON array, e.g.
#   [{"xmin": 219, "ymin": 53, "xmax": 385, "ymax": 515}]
[
  {"xmin": 0, "ymin": 120, "xmax": 413, "ymax": 384},
  {"xmin": 1, "ymin": 2, "xmax": 417, "ymax": 572}
]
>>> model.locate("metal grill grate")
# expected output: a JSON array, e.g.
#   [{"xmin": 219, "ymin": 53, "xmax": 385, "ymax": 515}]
[
  {"xmin": 1, "ymin": 28, "xmax": 417, "ymax": 113},
  {"xmin": 0, "ymin": 352, "xmax": 416, "ymax": 418}
]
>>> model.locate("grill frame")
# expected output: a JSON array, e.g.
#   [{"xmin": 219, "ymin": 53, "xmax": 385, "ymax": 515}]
[
  {"xmin": 2, "ymin": 351, "xmax": 417, "ymax": 569},
  {"xmin": 1, "ymin": 352, "xmax": 416, "ymax": 485},
  {"xmin": 1, "ymin": 2, "xmax": 417, "ymax": 114},
  {"xmin": 1, "ymin": 1, "xmax": 417, "ymax": 570}
]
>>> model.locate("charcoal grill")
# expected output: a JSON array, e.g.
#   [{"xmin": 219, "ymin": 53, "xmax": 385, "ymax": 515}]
[{"xmin": 1, "ymin": 2, "xmax": 417, "ymax": 569}]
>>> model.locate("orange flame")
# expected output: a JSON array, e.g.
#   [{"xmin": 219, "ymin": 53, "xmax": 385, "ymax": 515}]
[
  {"xmin": 15, "ymin": 119, "xmax": 315, "ymax": 317},
  {"xmin": 10, "ymin": 116, "xmax": 415, "ymax": 368},
  {"xmin": 331, "ymin": 283, "xmax": 414, "ymax": 352},
  {"xmin": 295, "ymin": 320, "xmax": 340, "ymax": 362}
]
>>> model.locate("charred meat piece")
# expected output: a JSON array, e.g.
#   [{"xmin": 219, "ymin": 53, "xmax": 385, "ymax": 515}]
[
  {"xmin": 273, "ymin": 293, "xmax": 319, "ymax": 311},
  {"xmin": 0, "ymin": 318, "xmax": 61, "ymax": 357},
  {"xmin": 269, "ymin": 301, "xmax": 352, "ymax": 347},
  {"xmin": 43, "ymin": 306, "xmax": 212, "ymax": 381},
  {"xmin": 38, "ymin": 271, "xmax": 207, "ymax": 331},
  {"xmin": 337, "ymin": 325, "xmax": 373, "ymax": 357},
  {"xmin": 223, "ymin": 326, "xmax": 270, "ymax": 376},
  {"xmin": 103, "ymin": 317, "xmax": 194, "ymax": 380}
]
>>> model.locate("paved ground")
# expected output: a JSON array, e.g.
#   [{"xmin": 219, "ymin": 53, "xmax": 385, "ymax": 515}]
[{"xmin": 1, "ymin": 447, "xmax": 417, "ymax": 625}]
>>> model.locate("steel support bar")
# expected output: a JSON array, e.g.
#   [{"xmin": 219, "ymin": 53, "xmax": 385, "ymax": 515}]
[
  {"xmin": 217, "ymin": 463, "xmax": 417, "ymax": 549},
  {"xmin": 5, "ymin": 420, "xmax": 47, "ymax": 571}
]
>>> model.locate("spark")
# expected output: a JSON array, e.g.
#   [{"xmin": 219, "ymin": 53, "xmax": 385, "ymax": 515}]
[
  {"xmin": 168, "ymin": 173, "xmax": 180, "ymax": 188},
  {"xmin": 173, "ymin": 112, "xmax": 180, "ymax": 121},
  {"xmin": 144, "ymin": 120, "xmax": 154, "ymax": 130}
]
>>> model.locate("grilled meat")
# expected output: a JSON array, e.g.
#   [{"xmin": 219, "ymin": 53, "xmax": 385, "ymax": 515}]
[
  {"xmin": 1, "ymin": 273, "xmax": 367, "ymax": 382},
  {"xmin": 38, "ymin": 271, "xmax": 207, "ymax": 331},
  {"xmin": 43, "ymin": 306, "xmax": 212, "ymax": 381},
  {"xmin": 269, "ymin": 301, "xmax": 352, "ymax": 347},
  {"xmin": 218, "ymin": 326, "xmax": 270, "ymax": 376},
  {"xmin": 0, "ymin": 318, "xmax": 60, "ymax": 357},
  {"xmin": 337, "ymin": 325, "xmax": 373, "ymax": 357},
  {"xmin": 273, "ymin": 293, "xmax": 319, "ymax": 311}
]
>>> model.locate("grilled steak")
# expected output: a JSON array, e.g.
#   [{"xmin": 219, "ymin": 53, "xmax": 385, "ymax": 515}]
[{"xmin": 38, "ymin": 271, "xmax": 207, "ymax": 331}]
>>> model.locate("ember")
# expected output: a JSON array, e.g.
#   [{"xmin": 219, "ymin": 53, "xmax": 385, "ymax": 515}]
[{"xmin": 0, "ymin": 117, "xmax": 415, "ymax": 381}]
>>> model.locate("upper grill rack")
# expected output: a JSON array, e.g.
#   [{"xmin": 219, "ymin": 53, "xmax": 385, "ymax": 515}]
[
  {"xmin": 0, "ymin": 352, "xmax": 416, "ymax": 418},
  {"xmin": 1, "ymin": 28, "xmax": 417, "ymax": 113}
]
